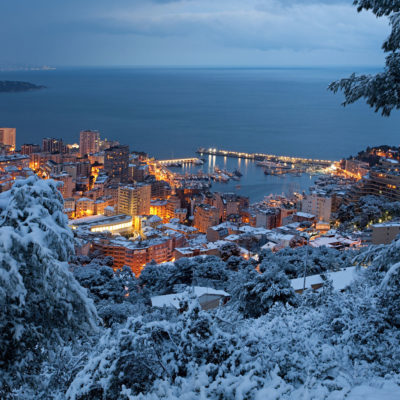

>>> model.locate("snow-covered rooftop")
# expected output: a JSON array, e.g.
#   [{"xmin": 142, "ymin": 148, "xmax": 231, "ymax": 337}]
[
  {"xmin": 290, "ymin": 267, "xmax": 358, "ymax": 292},
  {"xmin": 295, "ymin": 212, "xmax": 315, "ymax": 219},
  {"xmin": 151, "ymin": 286, "xmax": 230, "ymax": 309}
]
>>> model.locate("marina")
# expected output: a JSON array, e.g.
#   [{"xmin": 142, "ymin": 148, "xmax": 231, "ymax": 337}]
[{"xmin": 166, "ymin": 154, "xmax": 320, "ymax": 202}]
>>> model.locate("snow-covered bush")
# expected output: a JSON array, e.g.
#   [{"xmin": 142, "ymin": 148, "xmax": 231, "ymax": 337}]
[
  {"xmin": 67, "ymin": 296, "xmax": 238, "ymax": 400},
  {"xmin": 228, "ymin": 264, "xmax": 297, "ymax": 318},
  {"xmin": 139, "ymin": 255, "xmax": 233, "ymax": 295},
  {"xmin": 68, "ymin": 263, "xmax": 400, "ymax": 400},
  {"xmin": 259, "ymin": 246, "xmax": 354, "ymax": 278},
  {"xmin": 73, "ymin": 261, "xmax": 144, "ymax": 327},
  {"xmin": 0, "ymin": 177, "xmax": 98, "ymax": 393}
]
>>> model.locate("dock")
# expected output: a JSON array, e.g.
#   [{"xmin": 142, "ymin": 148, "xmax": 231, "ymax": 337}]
[
  {"xmin": 157, "ymin": 157, "xmax": 203, "ymax": 167},
  {"xmin": 197, "ymin": 148, "xmax": 334, "ymax": 167}
]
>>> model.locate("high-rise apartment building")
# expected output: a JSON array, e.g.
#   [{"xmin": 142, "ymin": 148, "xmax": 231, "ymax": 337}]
[
  {"xmin": 104, "ymin": 145, "xmax": 129, "ymax": 180},
  {"xmin": 348, "ymin": 160, "xmax": 400, "ymax": 203},
  {"xmin": 80, "ymin": 130, "xmax": 100, "ymax": 157},
  {"xmin": 193, "ymin": 204, "xmax": 219, "ymax": 233},
  {"xmin": 302, "ymin": 193, "xmax": 332, "ymax": 222},
  {"xmin": 117, "ymin": 184, "xmax": 151, "ymax": 217},
  {"xmin": 0, "ymin": 128, "xmax": 16, "ymax": 151},
  {"xmin": 51, "ymin": 173, "xmax": 74, "ymax": 198},
  {"xmin": 42, "ymin": 137, "xmax": 67, "ymax": 154},
  {"xmin": 21, "ymin": 143, "xmax": 41, "ymax": 155}
]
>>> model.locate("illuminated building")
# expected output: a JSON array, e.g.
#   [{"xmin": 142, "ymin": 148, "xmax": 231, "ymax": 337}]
[
  {"xmin": 91, "ymin": 232, "xmax": 185, "ymax": 276},
  {"xmin": 150, "ymin": 179, "xmax": 171, "ymax": 199},
  {"xmin": 302, "ymin": 193, "xmax": 332, "ymax": 222},
  {"xmin": 128, "ymin": 164, "xmax": 149, "ymax": 182},
  {"xmin": 104, "ymin": 145, "xmax": 129, "ymax": 180},
  {"xmin": 69, "ymin": 214, "xmax": 133, "ymax": 235},
  {"xmin": 344, "ymin": 159, "xmax": 369, "ymax": 179},
  {"xmin": 76, "ymin": 197, "xmax": 95, "ymax": 217},
  {"xmin": 167, "ymin": 195, "xmax": 181, "ymax": 218},
  {"xmin": 211, "ymin": 193, "xmax": 248, "ymax": 221},
  {"xmin": 0, "ymin": 128, "xmax": 16, "ymax": 151},
  {"xmin": 42, "ymin": 137, "xmax": 67, "ymax": 154},
  {"xmin": 117, "ymin": 183, "xmax": 151, "ymax": 217},
  {"xmin": 21, "ymin": 143, "xmax": 40, "ymax": 155},
  {"xmin": 88, "ymin": 153, "xmax": 105, "ymax": 165},
  {"xmin": 64, "ymin": 197, "xmax": 76, "ymax": 213},
  {"xmin": 150, "ymin": 199, "xmax": 168, "ymax": 222},
  {"xmin": 350, "ymin": 161, "xmax": 400, "ymax": 202},
  {"xmin": 51, "ymin": 173, "xmax": 74, "ymax": 198},
  {"xmin": 80, "ymin": 130, "xmax": 100, "ymax": 157},
  {"xmin": 241, "ymin": 210, "xmax": 257, "ymax": 227},
  {"xmin": 94, "ymin": 196, "xmax": 113, "ymax": 215},
  {"xmin": 84, "ymin": 187, "xmax": 104, "ymax": 201},
  {"xmin": 76, "ymin": 160, "xmax": 91, "ymax": 178},
  {"xmin": 0, "ymin": 154, "xmax": 30, "ymax": 172},
  {"xmin": 193, "ymin": 204, "xmax": 219, "ymax": 233}
]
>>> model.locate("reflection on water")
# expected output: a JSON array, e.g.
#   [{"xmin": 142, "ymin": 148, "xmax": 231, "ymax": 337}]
[{"xmin": 169, "ymin": 155, "xmax": 318, "ymax": 202}]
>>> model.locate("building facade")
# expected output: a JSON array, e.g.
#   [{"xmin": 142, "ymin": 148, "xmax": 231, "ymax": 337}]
[
  {"xmin": 193, "ymin": 204, "xmax": 219, "ymax": 233},
  {"xmin": 302, "ymin": 193, "xmax": 332, "ymax": 222},
  {"xmin": 117, "ymin": 184, "xmax": 151, "ymax": 217},
  {"xmin": 80, "ymin": 130, "xmax": 100, "ymax": 157},
  {"xmin": 104, "ymin": 145, "xmax": 129, "ymax": 180},
  {"xmin": 42, "ymin": 137, "xmax": 67, "ymax": 154},
  {"xmin": 0, "ymin": 128, "xmax": 16, "ymax": 151}
]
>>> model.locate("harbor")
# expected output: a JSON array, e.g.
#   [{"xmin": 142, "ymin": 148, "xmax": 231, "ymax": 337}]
[{"xmin": 165, "ymin": 153, "xmax": 320, "ymax": 202}]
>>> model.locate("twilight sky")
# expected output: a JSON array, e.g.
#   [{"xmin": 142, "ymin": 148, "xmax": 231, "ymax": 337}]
[{"xmin": 0, "ymin": 0, "xmax": 389, "ymax": 67}]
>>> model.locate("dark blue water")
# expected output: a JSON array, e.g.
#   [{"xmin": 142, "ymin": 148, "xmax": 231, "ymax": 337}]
[{"xmin": 1, "ymin": 67, "xmax": 399, "ymax": 161}]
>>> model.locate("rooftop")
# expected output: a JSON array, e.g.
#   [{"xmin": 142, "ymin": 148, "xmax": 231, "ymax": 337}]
[
  {"xmin": 69, "ymin": 214, "xmax": 132, "ymax": 229},
  {"xmin": 290, "ymin": 267, "xmax": 358, "ymax": 292},
  {"xmin": 151, "ymin": 286, "xmax": 230, "ymax": 309}
]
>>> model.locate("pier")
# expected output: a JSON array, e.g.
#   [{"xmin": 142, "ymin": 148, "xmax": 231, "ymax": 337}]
[
  {"xmin": 157, "ymin": 157, "xmax": 203, "ymax": 166},
  {"xmin": 197, "ymin": 147, "xmax": 334, "ymax": 167}
]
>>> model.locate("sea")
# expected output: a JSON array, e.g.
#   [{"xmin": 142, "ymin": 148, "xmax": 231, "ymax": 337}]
[{"xmin": 1, "ymin": 66, "xmax": 399, "ymax": 201}]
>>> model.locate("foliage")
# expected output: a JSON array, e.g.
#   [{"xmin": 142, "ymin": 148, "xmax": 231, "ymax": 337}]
[
  {"xmin": 228, "ymin": 264, "xmax": 297, "ymax": 318},
  {"xmin": 337, "ymin": 195, "xmax": 400, "ymax": 230},
  {"xmin": 329, "ymin": 1, "xmax": 400, "ymax": 115},
  {"xmin": 0, "ymin": 177, "xmax": 98, "ymax": 395},
  {"xmin": 67, "ymin": 243, "xmax": 400, "ymax": 399},
  {"xmin": 258, "ymin": 245, "xmax": 355, "ymax": 278},
  {"xmin": 73, "ymin": 261, "xmax": 144, "ymax": 327},
  {"xmin": 138, "ymin": 256, "xmax": 234, "ymax": 295}
]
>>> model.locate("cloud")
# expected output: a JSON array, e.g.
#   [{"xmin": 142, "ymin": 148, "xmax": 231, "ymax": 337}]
[
  {"xmin": 0, "ymin": 0, "xmax": 390, "ymax": 66},
  {"xmin": 75, "ymin": 0, "xmax": 387, "ymax": 53}
]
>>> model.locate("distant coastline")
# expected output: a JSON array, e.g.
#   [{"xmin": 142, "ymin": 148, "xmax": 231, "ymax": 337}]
[{"xmin": 0, "ymin": 80, "xmax": 46, "ymax": 93}]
